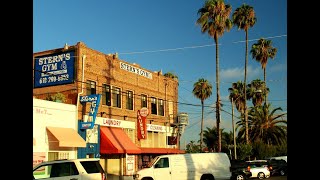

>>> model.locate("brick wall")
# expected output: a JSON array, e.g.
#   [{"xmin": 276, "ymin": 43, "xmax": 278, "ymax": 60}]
[{"xmin": 33, "ymin": 42, "xmax": 179, "ymax": 126}]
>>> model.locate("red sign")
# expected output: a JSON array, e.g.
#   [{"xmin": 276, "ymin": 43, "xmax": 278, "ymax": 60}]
[{"xmin": 137, "ymin": 109, "xmax": 148, "ymax": 140}]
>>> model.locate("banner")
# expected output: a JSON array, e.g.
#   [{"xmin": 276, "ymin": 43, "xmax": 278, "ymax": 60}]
[{"xmin": 137, "ymin": 108, "xmax": 148, "ymax": 140}]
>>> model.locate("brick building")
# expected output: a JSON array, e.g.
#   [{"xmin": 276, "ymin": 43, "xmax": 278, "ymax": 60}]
[{"xmin": 33, "ymin": 42, "xmax": 186, "ymax": 179}]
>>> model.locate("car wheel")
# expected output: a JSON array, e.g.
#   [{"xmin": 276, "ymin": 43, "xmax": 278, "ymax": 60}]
[
  {"xmin": 257, "ymin": 172, "xmax": 265, "ymax": 179},
  {"xmin": 280, "ymin": 170, "xmax": 286, "ymax": 176},
  {"xmin": 236, "ymin": 174, "xmax": 245, "ymax": 180}
]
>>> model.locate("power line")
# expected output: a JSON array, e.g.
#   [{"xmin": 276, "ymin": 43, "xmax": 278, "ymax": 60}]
[{"xmin": 118, "ymin": 34, "xmax": 287, "ymax": 55}]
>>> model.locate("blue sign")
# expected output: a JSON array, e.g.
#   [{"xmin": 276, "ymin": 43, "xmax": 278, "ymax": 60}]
[
  {"xmin": 80, "ymin": 94, "xmax": 101, "ymax": 129},
  {"xmin": 34, "ymin": 51, "xmax": 75, "ymax": 88}
]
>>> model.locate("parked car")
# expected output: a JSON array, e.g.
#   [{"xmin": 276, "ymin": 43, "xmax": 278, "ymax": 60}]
[
  {"xmin": 246, "ymin": 160, "xmax": 270, "ymax": 179},
  {"xmin": 267, "ymin": 159, "xmax": 287, "ymax": 176},
  {"xmin": 266, "ymin": 156, "xmax": 287, "ymax": 162},
  {"xmin": 33, "ymin": 158, "xmax": 107, "ymax": 180},
  {"xmin": 230, "ymin": 160, "xmax": 252, "ymax": 180}
]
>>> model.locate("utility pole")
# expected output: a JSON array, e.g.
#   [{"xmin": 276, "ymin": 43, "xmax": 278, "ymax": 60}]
[{"xmin": 231, "ymin": 97, "xmax": 237, "ymax": 159}]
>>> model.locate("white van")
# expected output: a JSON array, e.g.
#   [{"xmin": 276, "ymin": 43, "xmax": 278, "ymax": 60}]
[
  {"xmin": 267, "ymin": 156, "xmax": 287, "ymax": 162},
  {"xmin": 133, "ymin": 152, "xmax": 231, "ymax": 180}
]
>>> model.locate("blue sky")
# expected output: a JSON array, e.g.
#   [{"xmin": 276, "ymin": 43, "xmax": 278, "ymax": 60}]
[{"xmin": 33, "ymin": 0, "xmax": 287, "ymax": 148}]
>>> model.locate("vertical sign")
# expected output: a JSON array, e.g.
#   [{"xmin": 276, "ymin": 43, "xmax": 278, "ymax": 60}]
[
  {"xmin": 137, "ymin": 107, "xmax": 148, "ymax": 140},
  {"xmin": 80, "ymin": 94, "xmax": 101, "ymax": 129}
]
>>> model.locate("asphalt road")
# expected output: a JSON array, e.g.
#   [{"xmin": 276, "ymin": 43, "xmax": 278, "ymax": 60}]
[{"xmin": 267, "ymin": 175, "xmax": 287, "ymax": 180}]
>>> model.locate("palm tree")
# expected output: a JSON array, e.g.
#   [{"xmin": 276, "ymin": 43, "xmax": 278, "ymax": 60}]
[
  {"xmin": 203, "ymin": 126, "xmax": 218, "ymax": 151},
  {"xmin": 247, "ymin": 103, "xmax": 287, "ymax": 145},
  {"xmin": 186, "ymin": 140, "xmax": 201, "ymax": 153},
  {"xmin": 192, "ymin": 78, "xmax": 213, "ymax": 152},
  {"xmin": 228, "ymin": 81, "xmax": 246, "ymax": 159},
  {"xmin": 232, "ymin": 4, "xmax": 256, "ymax": 145},
  {"xmin": 247, "ymin": 79, "xmax": 269, "ymax": 107},
  {"xmin": 203, "ymin": 127, "xmax": 233, "ymax": 154},
  {"xmin": 196, "ymin": 0, "xmax": 232, "ymax": 152},
  {"xmin": 250, "ymin": 38, "xmax": 277, "ymax": 104},
  {"xmin": 228, "ymin": 81, "xmax": 246, "ymax": 114}
]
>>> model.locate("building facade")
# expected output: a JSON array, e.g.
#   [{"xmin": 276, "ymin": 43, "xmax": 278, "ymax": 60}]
[
  {"xmin": 33, "ymin": 98, "xmax": 86, "ymax": 166},
  {"xmin": 33, "ymin": 42, "xmax": 185, "ymax": 180}
]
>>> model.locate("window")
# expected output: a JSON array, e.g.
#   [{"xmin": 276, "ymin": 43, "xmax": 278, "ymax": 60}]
[
  {"xmin": 50, "ymin": 162, "xmax": 79, "ymax": 177},
  {"xmin": 126, "ymin": 90, "xmax": 134, "ymax": 110},
  {"xmin": 102, "ymin": 84, "xmax": 111, "ymax": 106},
  {"xmin": 86, "ymin": 80, "xmax": 96, "ymax": 95},
  {"xmin": 80, "ymin": 161, "xmax": 104, "ymax": 174},
  {"xmin": 155, "ymin": 158, "xmax": 169, "ymax": 168},
  {"xmin": 158, "ymin": 99, "xmax": 164, "ymax": 116},
  {"xmin": 141, "ymin": 94, "xmax": 147, "ymax": 108},
  {"xmin": 112, "ymin": 87, "xmax": 121, "ymax": 108},
  {"xmin": 151, "ymin": 97, "xmax": 157, "ymax": 115},
  {"xmin": 47, "ymin": 152, "xmax": 69, "ymax": 161}
]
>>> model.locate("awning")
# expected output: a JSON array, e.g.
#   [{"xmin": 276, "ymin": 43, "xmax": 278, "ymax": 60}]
[
  {"xmin": 140, "ymin": 148, "xmax": 185, "ymax": 154},
  {"xmin": 46, "ymin": 126, "xmax": 86, "ymax": 147},
  {"xmin": 100, "ymin": 126, "xmax": 141, "ymax": 154}
]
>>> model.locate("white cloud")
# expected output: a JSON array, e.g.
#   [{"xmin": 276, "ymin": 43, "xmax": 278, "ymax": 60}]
[
  {"xmin": 269, "ymin": 63, "xmax": 287, "ymax": 72},
  {"xmin": 220, "ymin": 67, "xmax": 243, "ymax": 79},
  {"xmin": 220, "ymin": 66, "xmax": 262, "ymax": 82}
]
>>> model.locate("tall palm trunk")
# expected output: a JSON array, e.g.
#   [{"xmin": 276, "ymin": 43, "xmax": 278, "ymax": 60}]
[
  {"xmin": 263, "ymin": 68, "xmax": 269, "ymax": 129},
  {"xmin": 244, "ymin": 30, "xmax": 249, "ymax": 144},
  {"xmin": 215, "ymin": 36, "xmax": 221, "ymax": 152},
  {"xmin": 200, "ymin": 100, "xmax": 204, "ymax": 152},
  {"xmin": 263, "ymin": 68, "xmax": 267, "ymax": 104}
]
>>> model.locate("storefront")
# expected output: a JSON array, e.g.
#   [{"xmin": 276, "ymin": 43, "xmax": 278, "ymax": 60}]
[
  {"xmin": 138, "ymin": 124, "xmax": 184, "ymax": 169},
  {"xmin": 33, "ymin": 98, "xmax": 86, "ymax": 167},
  {"xmin": 97, "ymin": 116, "xmax": 141, "ymax": 180}
]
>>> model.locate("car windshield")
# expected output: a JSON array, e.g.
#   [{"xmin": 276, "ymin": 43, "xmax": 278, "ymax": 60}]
[{"xmin": 147, "ymin": 156, "xmax": 160, "ymax": 168}]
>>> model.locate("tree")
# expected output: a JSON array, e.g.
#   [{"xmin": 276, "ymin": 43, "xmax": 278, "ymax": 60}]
[
  {"xmin": 196, "ymin": 0, "xmax": 232, "ymax": 152},
  {"xmin": 247, "ymin": 79, "xmax": 269, "ymax": 107},
  {"xmin": 237, "ymin": 143, "xmax": 253, "ymax": 160},
  {"xmin": 228, "ymin": 81, "xmax": 246, "ymax": 114},
  {"xmin": 232, "ymin": 4, "xmax": 256, "ymax": 145},
  {"xmin": 192, "ymin": 78, "xmax": 213, "ymax": 151},
  {"xmin": 248, "ymin": 103, "xmax": 287, "ymax": 145},
  {"xmin": 228, "ymin": 81, "xmax": 247, "ymax": 159},
  {"xmin": 202, "ymin": 127, "xmax": 231, "ymax": 153},
  {"xmin": 164, "ymin": 72, "xmax": 178, "ymax": 79},
  {"xmin": 186, "ymin": 140, "xmax": 201, "ymax": 153},
  {"xmin": 203, "ymin": 126, "xmax": 218, "ymax": 151},
  {"xmin": 250, "ymin": 38, "xmax": 277, "ymax": 104},
  {"xmin": 45, "ymin": 92, "xmax": 66, "ymax": 103}
]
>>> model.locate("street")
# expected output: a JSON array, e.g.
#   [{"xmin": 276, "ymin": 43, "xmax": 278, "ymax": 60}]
[{"xmin": 265, "ymin": 176, "xmax": 287, "ymax": 180}]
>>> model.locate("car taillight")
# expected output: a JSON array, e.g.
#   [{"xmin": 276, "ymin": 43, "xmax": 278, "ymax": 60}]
[{"xmin": 101, "ymin": 172, "xmax": 106, "ymax": 180}]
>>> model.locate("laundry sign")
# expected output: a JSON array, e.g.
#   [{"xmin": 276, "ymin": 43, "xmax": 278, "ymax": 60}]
[{"xmin": 137, "ymin": 107, "xmax": 148, "ymax": 140}]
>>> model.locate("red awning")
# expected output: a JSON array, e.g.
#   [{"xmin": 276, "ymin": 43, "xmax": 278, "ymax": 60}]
[
  {"xmin": 140, "ymin": 148, "xmax": 185, "ymax": 154},
  {"xmin": 100, "ymin": 126, "xmax": 141, "ymax": 154}
]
